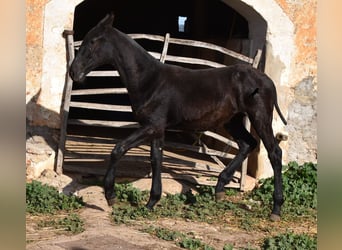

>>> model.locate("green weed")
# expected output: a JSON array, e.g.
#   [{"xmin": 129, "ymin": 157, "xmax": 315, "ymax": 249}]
[
  {"xmin": 262, "ymin": 232, "xmax": 317, "ymax": 249},
  {"xmin": 114, "ymin": 183, "xmax": 149, "ymax": 205},
  {"xmin": 249, "ymin": 162, "xmax": 317, "ymax": 219},
  {"xmin": 110, "ymin": 162, "xmax": 317, "ymax": 249},
  {"xmin": 26, "ymin": 180, "xmax": 84, "ymax": 214},
  {"xmin": 38, "ymin": 213, "xmax": 85, "ymax": 234},
  {"xmin": 111, "ymin": 185, "xmax": 238, "ymax": 225},
  {"xmin": 142, "ymin": 226, "xmax": 215, "ymax": 250}
]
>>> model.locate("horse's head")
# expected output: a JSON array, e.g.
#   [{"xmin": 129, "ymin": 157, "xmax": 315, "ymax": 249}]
[{"xmin": 70, "ymin": 13, "xmax": 115, "ymax": 82}]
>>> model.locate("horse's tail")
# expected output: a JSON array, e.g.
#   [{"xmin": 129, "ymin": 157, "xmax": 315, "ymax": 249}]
[{"xmin": 274, "ymin": 97, "xmax": 287, "ymax": 125}]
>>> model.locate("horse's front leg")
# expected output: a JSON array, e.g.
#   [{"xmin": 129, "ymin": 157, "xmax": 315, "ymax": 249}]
[
  {"xmin": 146, "ymin": 137, "xmax": 164, "ymax": 209},
  {"xmin": 104, "ymin": 126, "xmax": 159, "ymax": 206}
]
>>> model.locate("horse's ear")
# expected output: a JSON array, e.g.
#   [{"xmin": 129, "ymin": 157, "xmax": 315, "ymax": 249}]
[{"xmin": 98, "ymin": 13, "xmax": 115, "ymax": 27}]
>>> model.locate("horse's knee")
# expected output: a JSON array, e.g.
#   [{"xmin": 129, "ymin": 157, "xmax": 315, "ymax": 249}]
[
  {"xmin": 111, "ymin": 143, "xmax": 125, "ymax": 161},
  {"xmin": 236, "ymin": 133, "xmax": 257, "ymax": 154},
  {"xmin": 268, "ymin": 145, "xmax": 282, "ymax": 167}
]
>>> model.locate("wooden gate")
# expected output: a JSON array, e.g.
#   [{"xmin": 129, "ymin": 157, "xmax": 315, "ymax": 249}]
[{"xmin": 56, "ymin": 30, "xmax": 262, "ymax": 191}]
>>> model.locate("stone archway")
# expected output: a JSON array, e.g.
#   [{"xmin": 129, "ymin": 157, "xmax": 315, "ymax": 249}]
[{"xmin": 40, "ymin": 0, "xmax": 294, "ymax": 178}]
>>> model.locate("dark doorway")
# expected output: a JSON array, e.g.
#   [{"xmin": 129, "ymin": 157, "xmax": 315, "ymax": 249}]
[
  {"xmin": 73, "ymin": 0, "xmax": 249, "ymax": 44},
  {"xmin": 70, "ymin": 0, "xmax": 252, "ymax": 122}
]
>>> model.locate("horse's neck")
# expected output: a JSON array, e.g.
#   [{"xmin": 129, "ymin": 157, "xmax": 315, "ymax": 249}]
[{"xmin": 111, "ymin": 29, "xmax": 160, "ymax": 107}]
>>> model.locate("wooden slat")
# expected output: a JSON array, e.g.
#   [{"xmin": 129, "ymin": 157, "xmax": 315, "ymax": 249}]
[
  {"xmin": 202, "ymin": 131, "xmax": 238, "ymax": 149},
  {"xmin": 199, "ymin": 140, "xmax": 226, "ymax": 169},
  {"xmin": 252, "ymin": 49, "xmax": 262, "ymax": 68},
  {"xmin": 165, "ymin": 141, "xmax": 235, "ymax": 159},
  {"xmin": 55, "ymin": 31, "xmax": 75, "ymax": 174},
  {"xmin": 128, "ymin": 33, "xmax": 165, "ymax": 42},
  {"xmin": 68, "ymin": 119, "xmax": 139, "ymax": 128},
  {"xmin": 86, "ymin": 71, "xmax": 119, "ymax": 77},
  {"xmin": 71, "ymin": 88, "xmax": 128, "ymax": 95},
  {"xmin": 70, "ymin": 101, "xmax": 132, "ymax": 112},
  {"xmin": 164, "ymin": 55, "xmax": 226, "ymax": 68},
  {"xmin": 168, "ymin": 37, "xmax": 254, "ymax": 64},
  {"xmin": 160, "ymin": 33, "xmax": 170, "ymax": 63}
]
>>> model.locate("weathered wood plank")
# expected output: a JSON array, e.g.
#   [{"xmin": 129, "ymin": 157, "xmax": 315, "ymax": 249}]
[
  {"xmin": 252, "ymin": 49, "xmax": 262, "ymax": 68},
  {"xmin": 168, "ymin": 37, "xmax": 254, "ymax": 64},
  {"xmin": 160, "ymin": 33, "xmax": 170, "ymax": 63},
  {"xmin": 70, "ymin": 101, "xmax": 132, "ymax": 112},
  {"xmin": 63, "ymin": 133, "xmax": 256, "ymax": 190},
  {"xmin": 71, "ymin": 88, "xmax": 128, "ymax": 95},
  {"xmin": 86, "ymin": 70, "xmax": 119, "ymax": 77},
  {"xmin": 164, "ymin": 55, "xmax": 226, "ymax": 68},
  {"xmin": 128, "ymin": 33, "xmax": 165, "ymax": 42},
  {"xmin": 68, "ymin": 119, "xmax": 139, "ymax": 128},
  {"xmin": 202, "ymin": 131, "xmax": 238, "ymax": 149},
  {"xmin": 55, "ymin": 31, "xmax": 75, "ymax": 174},
  {"xmin": 165, "ymin": 141, "xmax": 235, "ymax": 159}
]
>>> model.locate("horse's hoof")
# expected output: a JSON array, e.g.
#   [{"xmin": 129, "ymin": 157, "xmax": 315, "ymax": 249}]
[
  {"xmin": 145, "ymin": 204, "xmax": 154, "ymax": 211},
  {"xmin": 270, "ymin": 213, "xmax": 281, "ymax": 222},
  {"xmin": 107, "ymin": 197, "xmax": 116, "ymax": 207},
  {"xmin": 215, "ymin": 192, "xmax": 225, "ymax": 201}
]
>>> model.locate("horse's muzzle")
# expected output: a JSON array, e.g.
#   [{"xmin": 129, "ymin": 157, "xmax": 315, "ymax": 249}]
[{"xmin": 69, "ymin": 69, "xmax": 86, "ymax": 83}]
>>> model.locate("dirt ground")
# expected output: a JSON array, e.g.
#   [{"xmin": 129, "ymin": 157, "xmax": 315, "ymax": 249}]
[
  {"xmin": 26, "ymin": 172, "xmax": 265, "ymax": 250},
  {"xmin": 26, "ymin": 172, "xmax": 316, "ymax": 250}
]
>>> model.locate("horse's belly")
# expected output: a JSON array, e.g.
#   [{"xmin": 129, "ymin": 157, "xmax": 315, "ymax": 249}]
[{"xmin": 175, "ymin": 109, "xmax": 231, "ymax": 131}]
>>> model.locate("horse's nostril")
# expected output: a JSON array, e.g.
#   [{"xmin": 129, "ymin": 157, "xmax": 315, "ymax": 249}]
[{"xmin": 78, "ymin": 72, "xmax": 85, "ymax": 81}]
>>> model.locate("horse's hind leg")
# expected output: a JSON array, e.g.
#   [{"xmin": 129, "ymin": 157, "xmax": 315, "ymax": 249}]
[
  {"xmin": 249, "ymin": 114, "xmax": 284, "ymax": 221},
  {"xmin": 146, "ymin": 137, "xmax": 164, "ymax": 209},
  {"xmin": 215, "ymin": 113, "xmax": 257, "ymax": 199}
]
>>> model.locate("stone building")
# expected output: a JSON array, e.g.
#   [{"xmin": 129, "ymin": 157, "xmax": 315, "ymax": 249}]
[{"xmin": 26, "ymin": 0, "xmax": 317, "ymax": 181}]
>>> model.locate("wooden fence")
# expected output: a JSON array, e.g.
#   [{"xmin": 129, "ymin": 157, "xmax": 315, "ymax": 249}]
[{"xmin": 56, "ymin": 30, "xmax": 262, "ymax": 191}]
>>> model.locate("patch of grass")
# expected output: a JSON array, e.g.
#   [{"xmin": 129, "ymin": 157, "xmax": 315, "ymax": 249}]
[
  {"xmin": 38, "ymin": 213, "xmax": 85, "ymax": 234},
  {"xmin": 111, "ymin": 162, "xmax": 317, "ymax": 226},
  {"xmin": 26, "ymin": 181, "xmax": 85, "ymax": 236},
  {"xmin": 262, "ymin": 231, "xmax": 317, "ymax": 249},
  {"xmin": 57, "ymin": 213, "xmax": 85, "ymax": 234},
  {"xmin": 111, "ymin": 184, "xmax": 239, "ymax": 225},
  {"xmin": 112, "ymin": 204, "xmax": 151, "ymax": 224},
  {"xmin": 114, "ymin": 183, "xmax": 149, "ymax": 205},
  {"xmin": 111, "ymin": 162, "xmax": 317, "ymax": 249},
  {"xmin": 225, "ymin": 188, "xmax": 238, "ymax": 196},
  {"xmin": 248, "ymin": 162, "xmax": 317, "ymax": 219},
  {"xmin": 142, "ymin": 226, "xmax": 215, "ymax": 250},
  {"xmin": 26, "ymin": 180, "xmax": 84, "ymax": 214}
]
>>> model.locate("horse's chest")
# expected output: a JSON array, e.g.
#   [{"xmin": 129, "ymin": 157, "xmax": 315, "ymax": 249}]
[{"xmin": 133, "ymin": 99, "xmax": 169, "ymax": 125}]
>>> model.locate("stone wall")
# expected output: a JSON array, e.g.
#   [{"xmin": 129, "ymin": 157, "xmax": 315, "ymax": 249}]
[
  {"xmin": 26, "ymin": 0, "xmax": 48, "ymax": 123},
  {"xmin": 277, "ymin": 0, "xmax": 317, "ymax": 164}
]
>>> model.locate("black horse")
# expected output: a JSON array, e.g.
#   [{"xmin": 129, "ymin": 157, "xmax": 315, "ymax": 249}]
[{"xmin": 70, "ymin": 13, "xmax": 287, "ymax": 221}]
